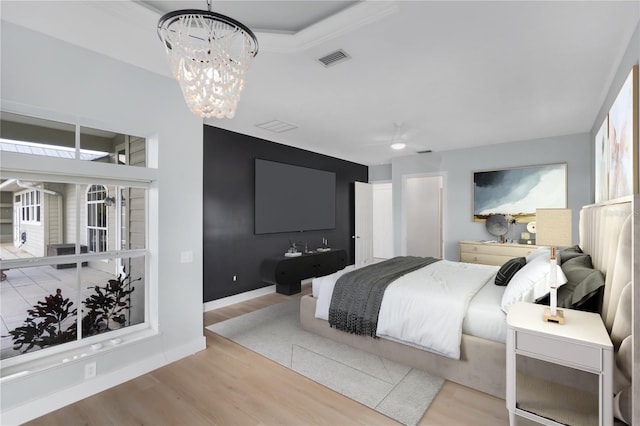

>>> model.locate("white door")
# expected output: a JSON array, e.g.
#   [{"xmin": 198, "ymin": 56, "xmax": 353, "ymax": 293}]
[
  {"xmin": 354, "ymin": 181, "xmax": 373, "ymax": 267},
  {"xmin": 372, "ymin": 183, "xmax": 393, "ymax": 259},
  {"xmin": 404, "ymin": 175, "xmax": 443, "ymax": 258}
]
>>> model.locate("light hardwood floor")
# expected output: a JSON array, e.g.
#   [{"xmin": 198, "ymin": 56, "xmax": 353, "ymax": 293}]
[{"xmin": 26, "ymin": 285, "xmax": 515, "ymax": 426}]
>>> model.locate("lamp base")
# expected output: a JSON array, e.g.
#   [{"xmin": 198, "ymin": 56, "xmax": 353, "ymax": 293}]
[{"xmin": 543, "ymin": 307, "xmax": 565, "ymax": 324}]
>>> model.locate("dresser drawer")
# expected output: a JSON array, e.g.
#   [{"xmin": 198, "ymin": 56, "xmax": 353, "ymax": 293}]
[
  {"xmin": 459, "ymin": 241, "xmax": 541, "ymax": 266},
  {"xmin": 461, "ymin": 252, "xmax": 512, "ymax": 266},
  {"xmin": 516, "ymin": 332, "xmax": 602, "ymax": 371}
]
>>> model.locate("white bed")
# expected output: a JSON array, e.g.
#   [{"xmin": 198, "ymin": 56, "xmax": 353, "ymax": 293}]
[
  {"xmin": 313, "ymin": 260, "xmax": 503, "ymax": 359},
  {"xmin": 300, "ymin": 200, "xmax": 632, "ymax": 407},
  {"xmin": 312, "ymin": 262, "xmax": 509, "ymax": 345}
]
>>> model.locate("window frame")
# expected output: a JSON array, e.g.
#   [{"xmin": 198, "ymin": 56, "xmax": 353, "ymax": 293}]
[{"xmin": 0, "ymin": 113, "xmax": 157, "ymax": 374}]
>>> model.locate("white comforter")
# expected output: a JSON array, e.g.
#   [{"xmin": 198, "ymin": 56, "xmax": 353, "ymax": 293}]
[{"xmin": 314, "ymin": 260, "xmax": 498, "ymax": 360}]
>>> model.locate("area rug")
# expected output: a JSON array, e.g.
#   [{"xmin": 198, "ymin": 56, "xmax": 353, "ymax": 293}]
[{"xmin": 206, "ymin": 299, "xmax": 444, "ymax": 426}]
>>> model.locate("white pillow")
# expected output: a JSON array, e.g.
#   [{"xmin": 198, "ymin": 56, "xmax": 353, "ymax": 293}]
[
  {"xmin": 500, "ymin": 257, "xmax": 567, "ymax": 313},
  {"xmin": 525, "ymin": 247, "xmax": 551, "ymax": 263}
]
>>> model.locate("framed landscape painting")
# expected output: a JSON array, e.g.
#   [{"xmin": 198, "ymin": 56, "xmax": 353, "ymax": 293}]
[{"xmin": 473, "ymin": 163, "xmax": 567, "ymax": 222}]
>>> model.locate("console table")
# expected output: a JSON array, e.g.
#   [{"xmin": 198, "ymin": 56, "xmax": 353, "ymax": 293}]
[{"xmin": 261, "ymin": 249, "xmax": 348, "ymax": 295}]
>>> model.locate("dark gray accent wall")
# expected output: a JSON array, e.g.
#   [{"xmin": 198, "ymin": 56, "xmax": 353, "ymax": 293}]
[{"xmin": 203, "ymin": 125, "xmax": 368, "ymax": 302}]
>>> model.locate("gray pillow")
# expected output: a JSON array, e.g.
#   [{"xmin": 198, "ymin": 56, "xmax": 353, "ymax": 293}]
[
  {"xmin": 495, "ymin": 257, "xmax": 526, "ymax": 286},
  {"xmin": 558, "ymin": 245, "xmax": 584, "ymax": 265},
  {"xmin": 557, "ymin": 254, "xmax": 604, "ymax": 309}
]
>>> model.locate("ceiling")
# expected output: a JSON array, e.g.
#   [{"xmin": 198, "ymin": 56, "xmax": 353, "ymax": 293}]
[{"xmin": 2, "ymin": 1, "xmax": 639, "ymax": 165}]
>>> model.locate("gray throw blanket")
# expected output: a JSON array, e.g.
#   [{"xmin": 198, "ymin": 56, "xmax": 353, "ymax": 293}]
[{"xmin": 328, "ymin": 256, "xmax": 440, "ymax": 337}]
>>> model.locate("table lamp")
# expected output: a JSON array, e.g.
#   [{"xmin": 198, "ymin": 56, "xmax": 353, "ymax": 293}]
[{"xmin": 535, "ymin": 208, "xmax": 572, "ymax": 324}]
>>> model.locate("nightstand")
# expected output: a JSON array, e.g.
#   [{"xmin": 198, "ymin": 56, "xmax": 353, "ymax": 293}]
[{"xmin": 506, "ymin": 302, "xmax": 613, "ymax": 426}]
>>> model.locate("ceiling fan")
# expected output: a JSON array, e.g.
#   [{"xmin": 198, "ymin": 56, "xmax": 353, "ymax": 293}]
[{"xmin": 369, "ymin": 122, "xmax": 429, "ymax": 153}]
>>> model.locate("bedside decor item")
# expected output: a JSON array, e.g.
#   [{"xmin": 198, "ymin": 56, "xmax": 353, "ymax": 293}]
[
  {"xmin": 473, "ymin": 164, "xmax": 567, "ymax": 223},
  {"xmin": 157, "ymin": 0, "xmax": 259, "ymax": 119},
  {"xmin": 536, "ymin": 208, "xmax": 572, "ymax": 323}
]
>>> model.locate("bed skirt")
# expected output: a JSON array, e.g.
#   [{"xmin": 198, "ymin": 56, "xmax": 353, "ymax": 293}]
[{"xmin": 299, "ymin": 294, "xmax": 507, "ymax": 398}]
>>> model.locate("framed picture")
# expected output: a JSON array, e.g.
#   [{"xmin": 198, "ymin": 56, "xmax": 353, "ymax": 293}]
[
  {"xmin": 606, "ymin": 65, "xmax": 638, "ymax": 200},
  {"xmin": 473, "ymin": 163, "xmax": 567, "ymax": 222},
  {"xmin": 594, "ymin": 116, "xmax": 609, "ymax": 203}
]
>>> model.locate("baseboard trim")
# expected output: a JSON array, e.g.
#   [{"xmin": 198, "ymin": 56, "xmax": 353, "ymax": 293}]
[
  {"xmin": 203, "ymin": 285, "xmax": 276, "ymax": 312},
  {"xmin": 1, "ymin": 337, "xmax": 206, "ymax": 425}
]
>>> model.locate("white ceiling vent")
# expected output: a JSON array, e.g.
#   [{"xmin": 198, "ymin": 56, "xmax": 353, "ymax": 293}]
[
  {"xmin": 318, "ymin": 49, "xmax": 351, "ymax": 67},
  {"xmin": 255, "ymin": 120, "xmax": 299, "ymax": 133}
]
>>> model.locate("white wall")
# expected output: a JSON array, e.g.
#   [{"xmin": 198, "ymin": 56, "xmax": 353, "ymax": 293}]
[
  {"xmin": 0, "ymin": 22, "xmax": 204, "ymax": 423},
  {"xmin": 390, "ymin": 133, "xmax": 592, "ymax": 260}
]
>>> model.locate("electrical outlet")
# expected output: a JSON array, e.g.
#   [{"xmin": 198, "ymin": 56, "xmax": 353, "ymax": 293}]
[{"xmin": 84, "ymin": 361, "xmax": 96, "ymax": 379}]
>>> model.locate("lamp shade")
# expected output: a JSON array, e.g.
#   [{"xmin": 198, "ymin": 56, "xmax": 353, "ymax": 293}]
[{"xmin": 535, "ymin": 208, "xmax": 572, "ymax": 248}]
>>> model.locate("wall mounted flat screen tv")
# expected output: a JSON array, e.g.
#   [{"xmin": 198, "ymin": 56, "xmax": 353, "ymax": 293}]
[{"xmin": 255, "ymin": 159, "xmax": 336, "ymax": 234}]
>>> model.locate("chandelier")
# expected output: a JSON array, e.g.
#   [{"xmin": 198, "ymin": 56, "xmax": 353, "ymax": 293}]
[{"xmin": 157, "ymin": 1, "xmax": 259, "ymax": 119}]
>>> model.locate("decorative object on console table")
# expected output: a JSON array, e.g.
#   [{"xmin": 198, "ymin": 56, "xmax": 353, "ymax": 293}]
[
  {"xmin": 285, "ymin": 240, "xmax": 302, "ymax": 257},
  {"xmin": 261, "ymin": 249, "xmax": 347, "ymax": 295},
  {"xmin": 317, "ymin": 237, "xmax": 331, "ymax": 252},
  {"xmin": 535, "ymin": 208, "xmax": 572, "ymax": 324}
]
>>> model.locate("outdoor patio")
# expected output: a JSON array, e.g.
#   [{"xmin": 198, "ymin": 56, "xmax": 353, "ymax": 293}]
[{"xmin": 1, "ymin": 244, "xmax": 117, "ymax": 359}]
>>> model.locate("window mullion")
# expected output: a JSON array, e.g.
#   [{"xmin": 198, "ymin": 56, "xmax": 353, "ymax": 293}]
[{"xmin": 75, "ymin": 183, "xmax": 82, "ymax": 341}]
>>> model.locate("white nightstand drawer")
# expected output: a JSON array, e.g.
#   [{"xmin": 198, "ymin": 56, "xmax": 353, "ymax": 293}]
[{"xmin": 516, "ymin": 332, "xmax": 601, "ymax": 370}]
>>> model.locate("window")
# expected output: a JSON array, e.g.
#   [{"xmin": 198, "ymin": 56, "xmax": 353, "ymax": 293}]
[
  {"xmin": 19, "ymin": 190, "xmax": 41, "ymax": 224},
  {"xmin": 87, "ymin": 185, "xmax": 108, "ymax": 253},
  {"xmin": 0, "ymin": 111, "xmax": 151, "ymax": 365}
]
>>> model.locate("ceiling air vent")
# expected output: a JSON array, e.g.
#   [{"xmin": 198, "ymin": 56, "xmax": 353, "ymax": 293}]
[
  {"xmin": 318, "ymin": 49, "xmax": 351, "ymax": 67},
  {"xmin": 417, "ymin": 150, "xmax": 433, "ymax": 154},
  {"xmin": 255, "ymin": 120, "xmax": 298, "ymax": 133}
]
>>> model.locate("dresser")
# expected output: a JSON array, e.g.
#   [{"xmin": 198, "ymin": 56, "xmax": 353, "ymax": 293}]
[{"xmin": 459, "ymin": 240, "xmax": 541, "ymax": 266}]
